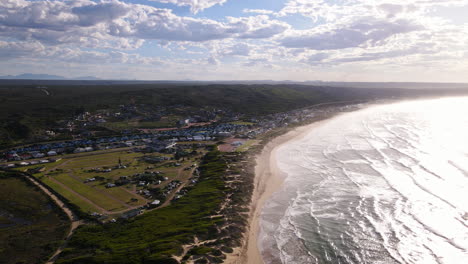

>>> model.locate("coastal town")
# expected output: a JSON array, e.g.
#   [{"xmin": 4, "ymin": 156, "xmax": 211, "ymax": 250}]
[
  {"xmin": 1, "ymin": 100, "xmax": 361, "ymax": 165},
  {"xmin": 0, "ymin": 98, "xmax": 363, "ymax": 263},
  {"xmin": 3, "ymin": 83, "xmax": 466, "ymax": 264},
  {"xmin": 1, "ymin": 103, "xmax": 360, "ymax": 212},
  {"xmin": 3, "ymin": 0, "xmax": 468, "ymax": 262}
]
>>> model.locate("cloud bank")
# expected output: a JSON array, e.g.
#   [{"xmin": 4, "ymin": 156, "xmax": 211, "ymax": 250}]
[{"xmin": 0, "ymin": 0, "xmax": 467, "ymax": 82}]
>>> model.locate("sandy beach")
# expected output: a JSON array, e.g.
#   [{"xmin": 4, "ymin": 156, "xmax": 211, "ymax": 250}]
[{"xmin": 225, "ymin": 119, "xmax": 331, "ymax": 264}]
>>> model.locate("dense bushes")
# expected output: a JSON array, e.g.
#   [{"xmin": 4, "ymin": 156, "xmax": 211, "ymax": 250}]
[{"xmin": 0, "ymin": 170, "xmax": 69, "ymax": 264}]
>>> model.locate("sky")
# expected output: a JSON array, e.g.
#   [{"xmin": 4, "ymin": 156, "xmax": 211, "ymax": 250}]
[{"xmin": 1, "ymin": 0, "xmax": 468, "ymax": 82}]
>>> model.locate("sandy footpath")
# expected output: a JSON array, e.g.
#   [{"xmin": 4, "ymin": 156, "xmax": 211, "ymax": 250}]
[{"xmin": 225, "ymin": 119, "xmax": 330, "ymax": 264}]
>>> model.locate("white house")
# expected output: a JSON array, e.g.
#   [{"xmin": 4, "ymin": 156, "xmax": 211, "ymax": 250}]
[{"xmin": 47, "ymin": 151, "xmax": 58, "ymax": 156}]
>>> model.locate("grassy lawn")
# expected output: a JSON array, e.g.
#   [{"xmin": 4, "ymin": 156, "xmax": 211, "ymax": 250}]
[
  {"xmin": 100, "ymin": 116, "xmax": 182, "ymax": 131},
  {"xmin": 17, "ymin": 149, "xmax": 199, "ymax": 215},
  {"xmin": 0, "ymin": 171, "xmax": 69, "ymax": 264},
  {"xmin": 229, "ymin": 121, "xmax": 255, "ymax": 126},
  {"xmin": 53, "ymin": 173, "xmax": 127, "ymax": 212},
  {"xmin": 9, "ymin": 146, "xmax": 208, "ymax": 218},
  {"xmin": 64, "ymin": 152, "xmax": 140, "ymax": 169},
  {"xmin": 40, "ymin": 177, "xmax": 102, "ymax": 213},
  {"xmin": 104, "ymin": 187, "xmax": 145, "ymax": 206},
  {"xmin": 235, "ymin": 140, "xmax": 260, "ymax": 152}
]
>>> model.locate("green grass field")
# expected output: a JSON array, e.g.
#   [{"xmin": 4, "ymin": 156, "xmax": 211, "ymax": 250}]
[
  {"xmin": 52, "ymin": 173, "xmax": 128, "ymax": 212},
  {"xmin": 229, "ymin": 121, "xmax": 255, "ymax": 126},
  {"xmin": 100, "ymin": 116, "xmax": 182, "ymax": 131},
  {"xmin": 0, "ymin": 171, "xmax": 69, "ymax": 264},
  {"xmin": 22, "ymin": 151, "xmax": 151, "ymax": 214},
  {"xmin": 40, "ymin": 176, "xmax": 102, "ymax": 213},
  {"xmin": 17, "ymin": 149, "xmax": 203, "ymax": 216},
  {"xmin": 64, "ymin": 152, "xmax": 140, "ymax": 169}
]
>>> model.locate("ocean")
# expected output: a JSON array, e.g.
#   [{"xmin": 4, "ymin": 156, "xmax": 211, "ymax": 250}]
[{"xmin": 259, "ymin": 97, "xmax": 468, "ymax": 264}]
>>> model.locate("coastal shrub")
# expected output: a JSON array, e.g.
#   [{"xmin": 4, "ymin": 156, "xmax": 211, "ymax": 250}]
[
  {"xmin": 194, "ymin": 259, "xmax": 208, "ymax": 264},
  {"xmin": 189, "ymin": 246, "xmax": 213, "ymax": 255},
  {"xmin": 220, "ymin": 246, "xmax": 233, "ymax": 253},
  {"xmin": 206, "ymin": 255, "xmax": 224, "ymax": 263},
  {"xmin": 0, "ymin": 170, "xmax": 69, "ymax": 264}
]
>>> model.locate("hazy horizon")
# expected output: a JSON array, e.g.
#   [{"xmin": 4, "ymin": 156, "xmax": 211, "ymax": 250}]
[{"xmin": 1, "ymin": 0, "xmax": 468, "ymax": 82}]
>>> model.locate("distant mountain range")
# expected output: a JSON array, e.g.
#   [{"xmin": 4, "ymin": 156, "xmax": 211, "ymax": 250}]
[
  {"xmin": 0, "ymin": 73, "xmax": 100, "ymax": 80},
  {"xmin": 0, "ymin": 74, "xmax": 467, "ymax": 90}
]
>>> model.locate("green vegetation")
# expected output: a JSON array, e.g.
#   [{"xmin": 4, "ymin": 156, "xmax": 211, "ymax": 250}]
[
  {"xmin": 40, "ymin": 176, "xmax": 103, "ymax": 213},
  {"xmin": 188, "ymin": 246, "xmax": 214, "ymax": 255},
  {"xmin": 2, "ymin": 82, "xmax": 466, "ymax": 149},
  {"xmin": 235, "ymin": 140, "xmax": 259, "ymax": 152},
  {"xmin": 0, "ymin": 84, "xmax": 338, "ymax": 148},
  {"xmin": 229, "ymin": 121, "xmax": 255, "ymax": 126},
  {"xmin": 28, "ymin": 151, "xmax": 149, "ymax": 214},
  {"xmin": 56, "ymin": 150, "xmax": 227, "ymax": 263},
  {"xmin": 0, "ymin": 171, "xmax": 69, "ymax": 264},
  {"xmin": 101, "ymin": 116, "xmax": 182, "ymax": 131},
  {"xmin": 24, "ymin": 149, "xmax": 207, "ymax": 216}
]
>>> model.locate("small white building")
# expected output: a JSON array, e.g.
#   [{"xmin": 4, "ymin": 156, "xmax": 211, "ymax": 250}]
[
  {"xmin": 231, "ymin": 141, "xmax": 244, "ymax": 147},
  {"xmin": 47, "ymin": 151, "xmax": 57, "ymax": 156},
  {"xmin": 32, "ymin": 152, "xmax": 45, "ymax": 158},
  {"xmin": 74, "ymin": 148, "xmax": 86, "ymax": 153}
]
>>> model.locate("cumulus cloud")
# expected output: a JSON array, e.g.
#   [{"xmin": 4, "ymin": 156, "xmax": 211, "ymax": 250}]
[
  {"xmin": 0, "ymin": 40, "xmax": 45, "ymax": 59},
  {"xmin": 332, "ymin": 47, "xmax": 431, "ymax": 64},
  {"xmin": 0, "ymin": 40, "xmax": 164, "ymax": 66},
  {"xmin": 150, "ymin": 0, "xmax": 227, "ymax": 14},
  {"xmin": 224, "ymin": 43, "xmax": 251, "ymax": 56},
  {"xmin": 274, "ymin": 0, "xmax": 468, "ymax": 66},
  {"xmin": 227, "ymin": 16, "xmax": 290, "ymax": 39},
  {"xmin": 0, "ymin": 0, "xmax": 287, "ymax": 47},
  {"xmin": 0, "ymin": 0, "xmax": 290, "ymax": 76},
  {"xmin": 243, "ymin": 58, "xmax": 271, "ymax": 67},
  {"xmin": 279, "ymin": 18, "xmax": 423, "ymax": 50},
  {"xmin": 243, "ymin": 9, "xmax": 274, "ymax": 15},
  {"xmin": 1, "ymin": 0, "xmax": 467, "ymax": 80},
  {"xmin": 0, "ymin": 0, "xmax": 128, "ymax": 30},
  {"xmin": 207, "ymin": 55, "xmax": 220, "ymax": 65}
]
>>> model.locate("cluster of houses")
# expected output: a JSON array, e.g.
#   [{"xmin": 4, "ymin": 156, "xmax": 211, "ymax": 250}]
[
  {"xmin": 0, "ymin": 158, "xmax": 59, "ymax": 169},
  {"xmin": 58, "ymin": 104, "xmax": 223, "ymax": 136},
  {"xmin": 88, "ymin": 166, "xmax": 202, "ymax": 222},
  {"xmin": 1, "ymin": 122, "xmax": 253, "ymax": 163},
  {"xmin": 239, "ymin": 104, "xmax": 348, "ymax": 138},
  {"xmin": 138, "ymin": 155, "xmax": 170, "ymax": 163},
  {"xmin": 0, "ymin": 103, "xmax": 353, "ymax": 168},
  {"xmin": 98, "ymin": 171, "xmax": 170, "ymax": 191},
  {"xmin": 163, "ymin": 180, "xmax": 182, "ymax": 195}
]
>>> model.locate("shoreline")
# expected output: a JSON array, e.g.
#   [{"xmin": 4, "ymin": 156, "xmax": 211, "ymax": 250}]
[{"xmin": 225, "ymin": 117, "xmax": 337, "ymax": 264}]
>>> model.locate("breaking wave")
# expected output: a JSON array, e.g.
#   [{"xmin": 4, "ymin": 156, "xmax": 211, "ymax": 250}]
[{"xmin": 260, "ymin": 97, "xmax": 468, "ymax": 264}]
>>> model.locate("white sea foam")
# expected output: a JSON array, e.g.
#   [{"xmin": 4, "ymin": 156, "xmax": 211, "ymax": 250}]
[{"xmin": 260, "ymin": 97, "xmax": 468, "ymax": 264}]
